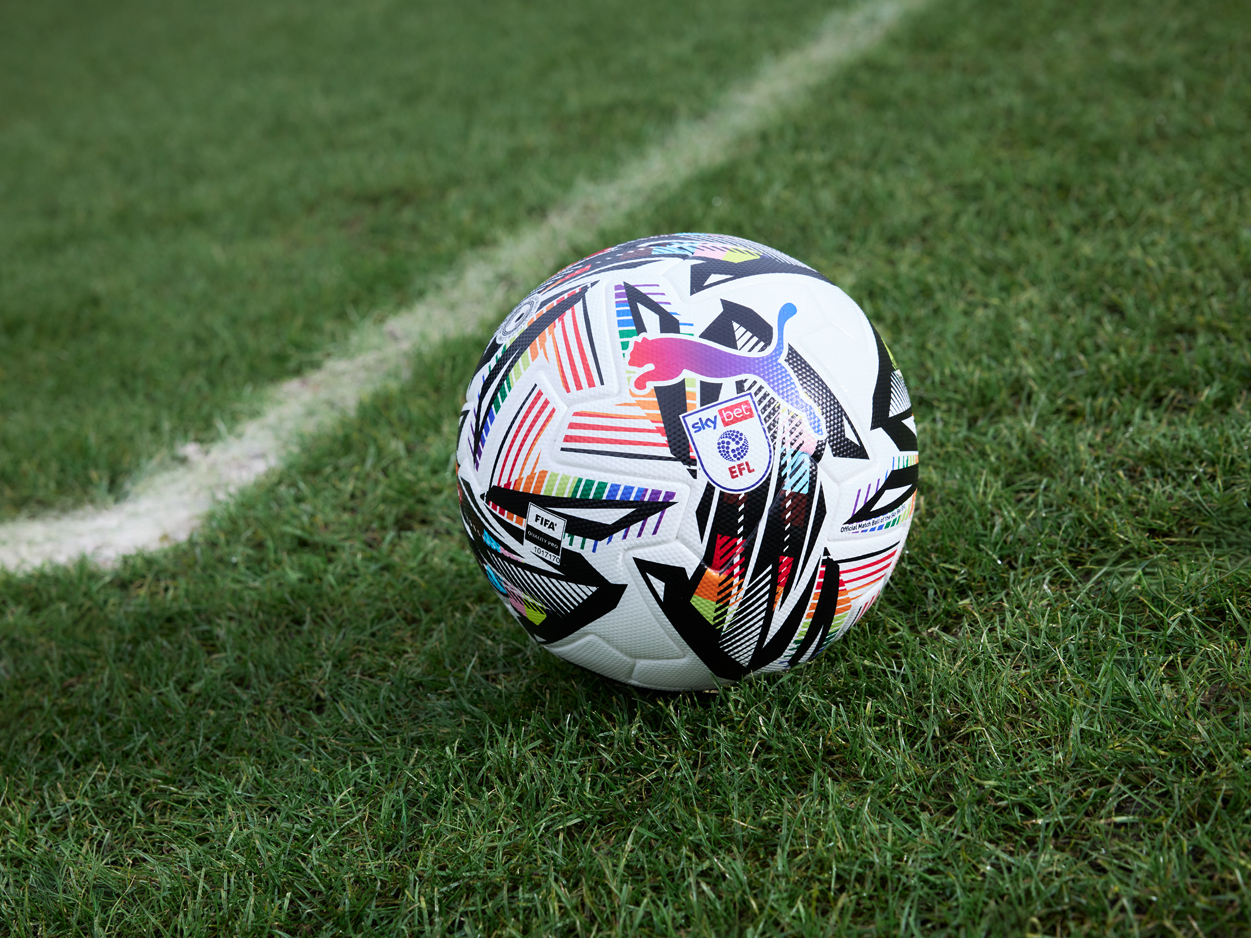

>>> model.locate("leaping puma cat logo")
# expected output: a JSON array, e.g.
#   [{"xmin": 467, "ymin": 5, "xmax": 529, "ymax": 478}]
[{"xmin": 628, "ymin": 302, "xmax": 824, "ymax": 436}]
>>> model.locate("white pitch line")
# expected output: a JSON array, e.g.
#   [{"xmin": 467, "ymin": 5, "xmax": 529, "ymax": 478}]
[{"xmin": 0, "ymin": 0, "xmax": 930, "ymax": 572}]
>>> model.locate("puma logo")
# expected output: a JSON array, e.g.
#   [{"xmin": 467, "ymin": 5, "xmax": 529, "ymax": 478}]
[{"xmin": 628, "ymin": 302, "xmax": 824, "ymax": 436}]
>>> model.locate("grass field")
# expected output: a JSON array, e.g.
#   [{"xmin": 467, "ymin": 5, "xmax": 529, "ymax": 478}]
[
  {"xmin": 2, "ymin": 0, "xmax": 1250, "ymax": 933},
  {"xmin": 0, "ymin": 0, "xmax": 841, "ymax": 518}
]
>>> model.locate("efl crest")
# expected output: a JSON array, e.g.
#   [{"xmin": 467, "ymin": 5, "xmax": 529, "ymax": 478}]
[{"xmin": 681, "ymin": 392, "xmax": 773, "ymax": 493}]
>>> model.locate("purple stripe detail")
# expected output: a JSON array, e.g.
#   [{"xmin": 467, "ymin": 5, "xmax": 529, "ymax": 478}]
[{"xmin": 652, "ymin": 490, "xmax": 677, "ymax": 535}]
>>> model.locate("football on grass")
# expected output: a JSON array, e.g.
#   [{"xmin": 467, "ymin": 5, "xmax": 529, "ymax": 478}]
[{"xmin": 456, "ymin": 234, "xmax": 919, "ymax": 690}]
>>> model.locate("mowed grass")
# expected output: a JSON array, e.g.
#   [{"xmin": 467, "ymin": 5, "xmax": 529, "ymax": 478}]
[
  {"xmin": 2, "ymin": 0, "xmax": 1251, "ymax": 933},
  {"xmin": 0, "ymin": 0, "xmax": 841, "ymax": 518}
]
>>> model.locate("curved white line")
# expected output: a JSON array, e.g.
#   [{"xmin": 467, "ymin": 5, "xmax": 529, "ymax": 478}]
[{"xmin": 0, "ymin": 0, "xmax": 931, "ymax": 572}]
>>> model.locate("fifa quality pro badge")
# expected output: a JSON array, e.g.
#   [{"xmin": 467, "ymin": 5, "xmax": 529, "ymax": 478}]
[
  {"xmin": 681, "ymin": 392, "xmax": 773, "ymax": 493},
  {"xmin": 524, "ymin": 504, "xmax": 566, "ymax": 565}
]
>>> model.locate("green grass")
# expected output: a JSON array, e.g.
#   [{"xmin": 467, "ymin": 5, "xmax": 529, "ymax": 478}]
[
  {"xmin": 2, "ymin": 0, "xmax": 1251, "ymax": 933},
  {"xmin": 0, "ymin": 0, "xmax": 842, "ymax": 518}
]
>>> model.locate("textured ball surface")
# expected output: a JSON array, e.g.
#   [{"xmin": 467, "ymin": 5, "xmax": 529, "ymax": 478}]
[{"xmin": 456, "ymin": 234, "xmax": 919, "ymax": 690}]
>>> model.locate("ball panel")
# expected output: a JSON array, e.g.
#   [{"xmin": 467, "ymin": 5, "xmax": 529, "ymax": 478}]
[
  {"xmin": 629, "ymin": 656, "xmax": 718, "ymax": 692},
  {"xmin": 551, "ymin": 634, "xmax": 637, "ymax": 684}
]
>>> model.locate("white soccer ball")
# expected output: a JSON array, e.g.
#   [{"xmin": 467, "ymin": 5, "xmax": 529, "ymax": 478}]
[{"xmin": 456, "ymin": 234, "xmax": 918, "ymax": 690}]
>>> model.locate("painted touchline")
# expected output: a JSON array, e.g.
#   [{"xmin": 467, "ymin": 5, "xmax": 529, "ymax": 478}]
[{"xmin": 0, "ymin": 0, "xmax": 931, "ymax": 572}]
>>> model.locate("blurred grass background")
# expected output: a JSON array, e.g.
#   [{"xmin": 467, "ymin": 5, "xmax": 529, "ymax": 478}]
[{"xmin": 0, "ymin": 0, "xmax": 841, "ymax": 517}]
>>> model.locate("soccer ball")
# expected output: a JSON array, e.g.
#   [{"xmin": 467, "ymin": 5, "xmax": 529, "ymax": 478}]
[{"xmin": 456, "ymin": 234, "xmax": 918, "ymax": 690}]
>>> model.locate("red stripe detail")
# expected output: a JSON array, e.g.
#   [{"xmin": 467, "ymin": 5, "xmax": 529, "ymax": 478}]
[
  {"xmin": 495, "ymin": 392, "xmax": 542, "ymax": 484},
  {"xmin": 713, "ymin": 535, "xmax": 745, "ymax": 575},
  {"xmin": 571, "ymin": 315, "xmax": 592, "ymax": 390},
  {"xmin": 549, "ymin": 265, "xmax": 589, "ymax": 288},
  {"xmin": 805, "ymin": 565, "xmax": 827, "ymax": 614},
  {"xmin": 841, "ymin": 554, "xmax": 896, "ymax": 576},
  {"xmin": 843, "ymin": 565, "xmax": 892, "ymax": 586},
  {"xmin": 502, "ymin": 395, "xmax": 547, "ymax": 485},
  {"xmin": 570, "ymin": 306, "xmax": 596, "ymax": 387},
  {"xmin": 559, "ymin": 317, "xmax": 583, "ymax": 392},
  {"xmin": 566, "ymin": 422, "xmax": 663, "ymax": 434},
  {"xmin": 776, "ymin": 555, "xmax": 794, "ymax": 594},
  {"xmin": 572, "ymin": 410, "xmax": 651, "ymax": 419},
  {"xmin": 518, "ymin": 407, "xmax": 555, "ymax": 481},
  {"xmin": 562, "ymin": 435, "xmax": 671, "ymax": 447},
  {"xmin": 550, "ymin": 323, "xmax": 572, "ymax": 393}
]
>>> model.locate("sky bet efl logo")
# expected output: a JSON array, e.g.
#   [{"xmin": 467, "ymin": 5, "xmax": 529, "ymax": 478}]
[{"xmin": 681, "ymin": 392, "xmax": 773, "ymax": 493}]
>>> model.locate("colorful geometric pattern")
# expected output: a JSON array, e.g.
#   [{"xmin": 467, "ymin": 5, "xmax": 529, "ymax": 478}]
[
  {"xmin": 470, "ymin": 284, "xmax": 601, "ymax": 468},
  {"xmin": 561, "ymin": 404, "xmax": 671, "ymax": 460},
  {"xmin": 840, "ymin": 545, "xmax": 900, "ymax": 606},
  {"xmin": 457, "ymin": 233, "xmax": 919, "ymax": 687},
  {"xmin": 484, "ymin": 466, "xmax": 679, "ymax": 557},
  {"xmin": 542, "ymin": 296, "xmax": 603, "ymax": 395},
  {"xmin": 652, "ymin": 241, "xmax": 764, "ymax": 263},
  {"xmin": 780, "ymin": 559, "xmax": 848, "ymax": 666},
  {"xmin": 490, "ymin": 386, "xmax": 557, "ymax": 501},
  {"xmin": 530, "ymin": 233, "xmax": 828, "ymax": 299},
  {"xmin": 843, "ymin": 453, "xmax": 918, "ymax": 533},
  {"xmin": 629, "ymin": 296, "xmax": 848, "ymax": 679},
  {"xmin": 614, "ymin": 282, "xmax": 690, "ymax": 350},
  {"xmin": 458, "ymin": 478, "xmax": 626, "ymax": 646},
  {"xmin": 560, "ymin": 281, "xmax": 698, "ymax": 466}
]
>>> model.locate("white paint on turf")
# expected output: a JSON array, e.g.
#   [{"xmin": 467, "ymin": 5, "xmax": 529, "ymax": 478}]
[{"xmin": 0, "ymin": 0, "xmax": 931, "ymax": 572}]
